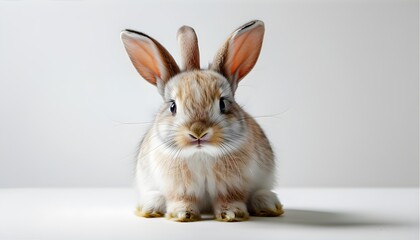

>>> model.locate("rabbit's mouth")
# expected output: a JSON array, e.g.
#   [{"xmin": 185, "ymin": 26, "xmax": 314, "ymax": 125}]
[{"xmin": 190, "ymin": 139, "xmax": 208, "ymax": 148}]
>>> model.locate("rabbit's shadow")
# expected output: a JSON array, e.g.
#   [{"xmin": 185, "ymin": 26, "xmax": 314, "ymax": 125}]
[{"xmin": 249, "ymin": 209, "xmax": 405, "ymax": 227}]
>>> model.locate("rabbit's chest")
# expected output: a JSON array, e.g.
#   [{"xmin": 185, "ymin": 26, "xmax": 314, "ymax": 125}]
[
  {"xmin": 150, "ymin": 148, "xmax": 248, "ymax": 199},
  {"xmin": 183, "ymin": 152, "xmax": 246, "ymax": 198}
]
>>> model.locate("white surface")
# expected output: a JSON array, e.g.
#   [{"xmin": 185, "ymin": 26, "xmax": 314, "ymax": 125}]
[
  {"xmin": 0, "ymin": 0, "xmax": 418, "ymax": 188},
  {"xmin": 0, "ymin": 188, "xmax": 418, "ymax": 240}
]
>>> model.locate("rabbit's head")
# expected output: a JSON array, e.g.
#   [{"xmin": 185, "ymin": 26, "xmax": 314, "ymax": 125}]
[{"xmin": 121, "ymin": 21, "xmax": 264, "ymax": 157}]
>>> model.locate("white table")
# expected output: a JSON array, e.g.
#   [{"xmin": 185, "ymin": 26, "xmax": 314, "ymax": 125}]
[{"xmin": 0, "ymin": 188, "xmax": 418, "ymax": 240}]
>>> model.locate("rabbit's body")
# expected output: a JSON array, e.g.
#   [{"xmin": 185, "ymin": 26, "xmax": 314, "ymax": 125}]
[{"xmin": 121, "ymin": 21, "xmax": 283, "ymax": 222}]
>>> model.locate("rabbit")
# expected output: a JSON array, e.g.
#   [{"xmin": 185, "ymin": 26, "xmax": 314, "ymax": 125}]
[{"xmin": 120, "ymin": 20, "xmax": 283, "ymax": 222}]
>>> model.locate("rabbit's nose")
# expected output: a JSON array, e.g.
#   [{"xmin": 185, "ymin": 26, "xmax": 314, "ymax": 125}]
[
  {"xmin": 190, "ymin": 121, "xmax": 207, "ymax": 138},
  {"xmin": 188, "ymin": 132, "xmax": 208, "ymax": 140}
]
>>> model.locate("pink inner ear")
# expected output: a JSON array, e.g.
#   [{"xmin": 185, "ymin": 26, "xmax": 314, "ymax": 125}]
[
  {"xmin": 227, "ymin": 26, "xmax": 264, "ymax": 81},
  {"xmin": 229, "ymin": 32, "xmax": 250, "ymax": 74},
  {"xmin": 125, "ymin": 37, "xmax": 161, "ymax": 85}
]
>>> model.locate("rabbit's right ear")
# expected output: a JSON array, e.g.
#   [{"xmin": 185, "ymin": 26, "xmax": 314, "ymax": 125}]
[{"xmin": 121, "ymin": 30, "xmax": 180, "ymax": 95}]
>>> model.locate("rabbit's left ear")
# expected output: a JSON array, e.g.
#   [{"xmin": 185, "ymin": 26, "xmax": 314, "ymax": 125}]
[{"xmin": 211, "ymin": 20, "xmax": 265, "ymax": 92}]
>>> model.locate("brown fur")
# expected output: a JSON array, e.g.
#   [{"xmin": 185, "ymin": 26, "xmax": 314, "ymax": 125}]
[
  {"xmin": 176, "ymin": 71, "xmax": 221, "ymax": 119},
  {"xmin": 126, "ymin": 20, "xmax": 280, "ymax": 222}
]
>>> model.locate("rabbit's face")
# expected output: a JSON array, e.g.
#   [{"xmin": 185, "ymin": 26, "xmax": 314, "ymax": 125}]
[
  {"xmin": 155, "ymin": 70, "xmax": 247, "ymax": 156},
  {"xmin": 121, "ymin": 21, "xmax": 265, "ymax": 158}
]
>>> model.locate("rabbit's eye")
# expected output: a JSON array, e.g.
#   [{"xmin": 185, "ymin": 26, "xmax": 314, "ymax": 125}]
[
  {"xmin": 219, "ymin": 97, "xmax": 227, "ymax": 114},
  {"xmin": 170, "ymin": 100, "xmax": 176, "ymax": 115}
]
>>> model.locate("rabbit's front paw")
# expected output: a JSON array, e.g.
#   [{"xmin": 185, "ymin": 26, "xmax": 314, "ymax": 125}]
[
  {"xmin": 248, "ymin": 189, "xmax": 284, "ymax": 217},
  {"xmin": 166, "ymin": 201, "xmax": 200, "ymax": 222},
  {"xmin": 214, "ymin": 201, "xmax": 249, "ymax": 222},
  {"xmin": 135, "ymin": 191, "xmax": 166, "ymax": 218},
  {"xmin": 135, "ymin": 206, "xmax": 164, "ymax": 218}
]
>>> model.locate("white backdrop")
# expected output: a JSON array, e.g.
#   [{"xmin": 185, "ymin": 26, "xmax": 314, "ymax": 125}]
[{"xmin": 0, "ymin": 0, "xmax": 418, "ymax": 187}]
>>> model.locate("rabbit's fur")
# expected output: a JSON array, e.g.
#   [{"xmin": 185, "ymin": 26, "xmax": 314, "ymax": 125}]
[{"xmin": 121, "ymin": 20, "xmax": 283, "ymax": 222}]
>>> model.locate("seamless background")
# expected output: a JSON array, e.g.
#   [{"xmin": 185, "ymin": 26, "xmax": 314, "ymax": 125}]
[{"xmin": 0, "ymin": 0, "xmax": 418, "ymax": 187}]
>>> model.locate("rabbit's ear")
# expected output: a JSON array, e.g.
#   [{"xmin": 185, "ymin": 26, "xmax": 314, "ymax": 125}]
[
  {"xmin": 211, "ymin": 20, "xmax": 265, "ymax": 92},
  {"xmin": 177, "ymin": 26, "xmax": 200, "ymax": 71},
  {"xmin": 121, "ymin": 30, "xmax": 180, "ymax": 94}
]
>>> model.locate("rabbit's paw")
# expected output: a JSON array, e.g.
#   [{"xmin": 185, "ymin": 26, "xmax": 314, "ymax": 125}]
[
  {"xmin": 248, "ymin": 189, "xmax": 284, "ymax": 217},
  {"xmin": 166, "ymin": 202, "xmax": 200, "ymax": 222},
  {"xmin": 135, "ymin": 191, "xmax": 166, "ymax": 218},
  {"xmin": 215, "ymin": 201, "xmax": 249, "ymax": 222}
]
